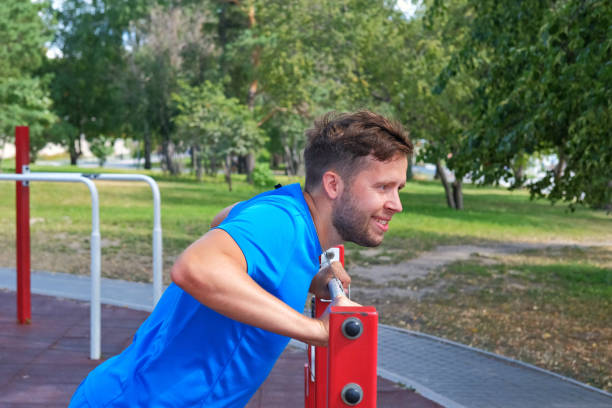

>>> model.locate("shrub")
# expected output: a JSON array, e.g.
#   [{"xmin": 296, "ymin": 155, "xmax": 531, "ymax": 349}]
[{"xmin": 252, "ymin": 163, "xmax": 276, "ymax": 188}]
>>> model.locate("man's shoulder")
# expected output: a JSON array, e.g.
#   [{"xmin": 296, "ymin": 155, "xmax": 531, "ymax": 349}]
[{"xmin": 231, "ymin": 184, "xmax": 307, "ymax": 219}]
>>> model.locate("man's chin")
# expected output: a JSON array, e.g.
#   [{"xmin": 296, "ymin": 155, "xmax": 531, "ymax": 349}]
[{"xmin": 349, "ymin": 235, "xmax": 383, "ymax": 248}]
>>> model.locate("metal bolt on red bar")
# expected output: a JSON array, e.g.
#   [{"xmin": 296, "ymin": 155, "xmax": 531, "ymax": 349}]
[{"xmin": 305, "ymin": 245, "xmax": 378, "ymax": 407}]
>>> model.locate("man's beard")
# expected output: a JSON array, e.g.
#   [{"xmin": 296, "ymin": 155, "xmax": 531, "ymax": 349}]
[{"xmin": 332, "ymin": 188, "xmax": 382, "ymax": 247}]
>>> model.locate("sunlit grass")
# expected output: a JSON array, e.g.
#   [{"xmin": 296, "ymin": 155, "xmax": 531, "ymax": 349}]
[{"xmin": 0, "ymin": 166, "xmax": 610, "ymax": 283}]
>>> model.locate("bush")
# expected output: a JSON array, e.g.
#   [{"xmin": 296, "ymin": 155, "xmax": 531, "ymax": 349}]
[{"xmin": 252, "ymin": 163, "xmax": 276, "ymax": 188}]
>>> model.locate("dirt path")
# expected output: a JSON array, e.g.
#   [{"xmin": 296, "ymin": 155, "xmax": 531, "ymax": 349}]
[{"xmin": 348, "ymin": 241, "xmax": 612, "ymax": 300}]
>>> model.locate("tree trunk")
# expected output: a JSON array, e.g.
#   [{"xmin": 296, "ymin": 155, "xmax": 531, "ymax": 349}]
[
  {"xmin": 436, "ymin": 160, "xmax": 456, "ymax": 209},
  {"xmin": 514, "ymin": 163, "xmax": 524, "ymax": 185},
  {"xmin": 283, "ymin": 145, "xmax": 296, "ymax": 175},
  {"xmin": 0, "ymin": 142, "xmax": 4, "ymax": 173},
  {"xmin": 243, "ymin": 1, "xmax": 259, "ymax": 184},
  {"xmin": 194, "ymin": 145, "xmax": 203, "ymax": 181},
  {"xmin": 143, "ymin": 125, "xmax": 152, "ymax": 170},
  {"xmin": 69, "ymin": 136, "xmax": 80, "ymax": 166},
  {"xmin": 190, "ymin": 145, "xmax": 196, "ymax": 172},
  {"xmin": 245, "ymin": 152, "xmax": 256, "ymax": 182},
  {"xmin": 272, "ymin": 153, "xmax": 282, "ymax": 168},
  {"xmin": 208, "ymin": 153, "xmax": 218, "ymax": 176},
  {"xmin": 406, "ymin": 161, "xmax": 413, "ymax": 181},
  {"xmin": 161, "ymin": 137, "xmax": 180, "ymax": 175},
  {"xmin": 554, "ymin": 147, "xmax": 565, "ymax": 182},
  {"xmin": 452, "ymin": 179, "xmax": 463, "ymax": 210},
  {"xmin": 224, "ymin": 153, "xmax": 233, "ymax": 191}
]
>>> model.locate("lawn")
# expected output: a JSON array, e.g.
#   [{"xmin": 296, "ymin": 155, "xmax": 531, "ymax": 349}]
[
  {"xmin": 372, "ymin": 246, "xmax": 611, "ymax": 391},
  {"xmin": 0, "ymin": 164, "xmax": 610, "ymax": 390},
  {"xmin": 1, "ymin": 166, "xmax": 609, "ymax": 282}
]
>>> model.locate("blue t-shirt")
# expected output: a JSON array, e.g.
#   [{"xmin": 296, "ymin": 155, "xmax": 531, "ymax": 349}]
[{"xmin": 78, "ymin": 183, "xmax": 322, "ymax": 407}]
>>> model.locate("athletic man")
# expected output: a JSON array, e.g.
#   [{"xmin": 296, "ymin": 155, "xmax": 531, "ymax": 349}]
[{"xmin": 69, "ymin": 110, "xmax": 412, "ymax": 407}]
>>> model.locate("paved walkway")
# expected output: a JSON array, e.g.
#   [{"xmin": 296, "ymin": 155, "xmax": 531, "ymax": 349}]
[{"xmin": 1, "ymin": 268, "xmax": 611, "ymax": 408}]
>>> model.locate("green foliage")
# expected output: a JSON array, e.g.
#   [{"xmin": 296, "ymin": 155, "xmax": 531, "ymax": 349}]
[
  {"xmin": 430, "ymin": 0, "xmax": 612, "ymax": 209},
  {"xmin": 252, "ymin": 162, "xmax": 276, "ymax": 188},
  {"xmin": 174, "ymin": 80, "xmax": 264, "ymax": 188},
  {"xmin": 120, "ymin": 2, "xmax": 220, "ymax": 171},
  {"xmin": 7, "ymin": 0, "xmax": 608, "ymax": 211},
  {"xmin": 0, "ymin": 0, "xmax": 55, "ymax": 158},
  {"xmin": 89, "ymin": 135, "xmax": 115, "ymax": 166},
  {"xmin": 46, "ymin": 0, "xmax": 149, "ymax": 164},
  {"xmin": 174, "ymin": 80, "xmax": 263, "ymax": 156}
]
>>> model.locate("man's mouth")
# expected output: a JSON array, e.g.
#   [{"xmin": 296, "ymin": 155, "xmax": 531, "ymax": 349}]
[{"xmin": 374, "ymin": 217, "xmax": 390, "ymax": 231}]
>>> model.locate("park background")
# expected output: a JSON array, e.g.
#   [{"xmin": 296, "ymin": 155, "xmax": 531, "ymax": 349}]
[{"xmin": 1, "ymin": 0, "xmax": 610, "ymax": 393}]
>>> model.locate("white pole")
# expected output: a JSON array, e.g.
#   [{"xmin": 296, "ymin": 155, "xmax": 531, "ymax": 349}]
[
  {"xmin": 80, "ymin": 173, "xmax": 163, "ymax": 305},
  {"xmin": 85, "ymin": 178, "xmax": 101, "ymax": 360},
  {"xmin": 0, "ymin": 173, "xmax": 102, "ymax": 360}
]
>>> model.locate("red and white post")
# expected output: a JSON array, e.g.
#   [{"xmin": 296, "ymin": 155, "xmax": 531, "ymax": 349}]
[
  {"xmin": 305, "ymin": 245, "xmax": 378, "ymax": 407},
  {"xmin": 15, "ymin": 126, "xmax": 31, "ymax": 324}
]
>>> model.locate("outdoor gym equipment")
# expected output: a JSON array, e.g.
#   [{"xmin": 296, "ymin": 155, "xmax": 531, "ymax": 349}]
[
  {"xmin": 305, "ymin": 245, "xmax": 378, "ymax": 407},
  {"xmin": 0, "ymin": 126, "xmax": 163, "ymax": 360}
]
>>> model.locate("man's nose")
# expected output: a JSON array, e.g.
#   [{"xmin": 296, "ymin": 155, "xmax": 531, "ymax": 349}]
[{"xmin": 386, "ymin": 190, "xmax": 403, "ymax": 213}]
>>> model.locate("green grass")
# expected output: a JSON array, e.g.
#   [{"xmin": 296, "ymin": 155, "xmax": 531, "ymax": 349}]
[
  {"xmin": 374, "ymin": 246, "xmax": 612, "ymax": 391},
  {"xmin": 0, "ymin": 165, "xmax": 610, "ymax": 283},
  {"xmin": 394, "ymin": 180, "xmax": 610, "ymax": 243}
]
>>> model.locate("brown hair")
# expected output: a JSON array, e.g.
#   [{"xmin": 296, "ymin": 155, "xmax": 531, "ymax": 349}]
[{"xmin": 303, "ymin": 110, "xmax": 413, "ymax": 191}]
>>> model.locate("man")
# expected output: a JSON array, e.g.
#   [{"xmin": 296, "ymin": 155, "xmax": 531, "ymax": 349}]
[{"xmin": 69, "ymin": 110, "xmax": 412, "ymax": 407}]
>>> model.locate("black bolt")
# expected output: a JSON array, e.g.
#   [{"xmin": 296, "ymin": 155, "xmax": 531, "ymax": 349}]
[
  {"xmin": 342, "ymin": 317, "xmax": 363, "ymax": 339},
  {"xmin": 344, "ymin": 387, "xmax": 361, "ymax": 404},
  {"xmin": 341, "ymin": 383, "xmax": 363, "ymax": 405}
]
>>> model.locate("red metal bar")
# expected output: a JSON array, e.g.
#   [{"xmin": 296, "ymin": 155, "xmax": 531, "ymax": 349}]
[
  {"xmin": 313, "ymin": 297, "xmax": 329, "ymax": 407},
  {"xmin": 317, "ymin": 245, "xmax": 344, "ymax": 407},
  {"xmin": 15, "ymin": 126, "xmax": 31, "ymax": 324},
  {"xmin": 328, "ymin": 306, "xmax": 378, "ymax": 407},
  {"xmin": 307, "ymin": 245, "xmax": 379, "ymax": 407},
  {"xmin": 306, "ymin": 246, "xmax": 345, "ymax": 407}
]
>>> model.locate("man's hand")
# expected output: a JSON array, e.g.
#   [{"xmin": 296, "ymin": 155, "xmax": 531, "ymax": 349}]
[
  {"xmin": 309, "ymin": 261, "xmax": 351, "ymax": 299},
  {"xmin": 310, "ymin": 294, "xmax": 362, "ymax": 347}
]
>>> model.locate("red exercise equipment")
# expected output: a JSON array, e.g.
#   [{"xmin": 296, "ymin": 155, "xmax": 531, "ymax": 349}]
[{"xmin": 305, "ymin": 245, "xmax": 378, "ymax": 407}]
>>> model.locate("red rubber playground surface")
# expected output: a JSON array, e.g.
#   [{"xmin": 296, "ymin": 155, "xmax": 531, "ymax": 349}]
[{"xmin": 0, "ymin": 289, "xmax": 441, "ymax": 407}]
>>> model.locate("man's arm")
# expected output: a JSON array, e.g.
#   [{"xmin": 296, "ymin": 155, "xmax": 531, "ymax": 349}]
[
  {"xmin": 171, "ymin": 228, "xmax": 333, "ymax": 346},
  {"xmin": 210, "ymin": 203, "xmax": 240, "ymax": 229}
]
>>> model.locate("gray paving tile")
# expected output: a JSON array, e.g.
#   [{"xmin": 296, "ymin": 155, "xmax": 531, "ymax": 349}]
[{"xmin": 379, "ymin": 325, "xmax": 612, "ymax": 407}]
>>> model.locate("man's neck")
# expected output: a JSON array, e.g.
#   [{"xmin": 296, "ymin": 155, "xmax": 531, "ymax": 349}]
[{"xmin": 303, "ymin": 189, "xmax": 343, "ymax": 251}]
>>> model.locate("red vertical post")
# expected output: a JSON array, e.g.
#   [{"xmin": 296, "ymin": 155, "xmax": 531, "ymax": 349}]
[
  {"xmin": 305, "ymin": 245, "xmax": 345, "ymax": 408},
  {"xmin": 305, "ymin": 245, "xmax": 378, "ymax": 407},
  {"xmin": 15, "ymin": 126, "xmax": 31, "ymax": 324},
  {"xmin": 328, "ymin": 306, "xmax": 378, "ymax": 407}
]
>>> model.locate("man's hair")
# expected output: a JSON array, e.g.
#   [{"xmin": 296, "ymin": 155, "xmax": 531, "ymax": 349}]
[{"xmin": 303, "ymin": 110, "xmax": 413, "ymax": 191}]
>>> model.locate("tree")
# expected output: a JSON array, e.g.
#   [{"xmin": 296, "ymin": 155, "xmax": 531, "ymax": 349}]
[
  {"xmin": 230, "ymin": 0, "xmax": 409, "ymax": 174},
  {"xmin": 335, "ymin": 0, "xmax": 477, "ymax": 209},
  {"xmin": 0, "ymin": 0, "xmax": 55, "ymax": 169},
  {"xmin": 121, "ymin": 2, "xmax": 219, "ymax": 174},
  {"xmin": 411, "ymin": 0, "xmax": 478, "ymax": 210},
  {"xmin": 47, "ymin": 0, "xmax": 147, "ymax": 165},
  {"xmin": 431, "ymin": 0, "xmax": 612, "ymax": 209},
  {"xmin": 174, "ymin": 80, "xmax": 264, "ymax": 190}
]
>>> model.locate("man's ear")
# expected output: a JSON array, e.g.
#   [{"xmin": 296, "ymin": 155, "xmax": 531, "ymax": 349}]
[{"xmin": 321, "ymin": 171, "xmax": 344, "ymax": 200}]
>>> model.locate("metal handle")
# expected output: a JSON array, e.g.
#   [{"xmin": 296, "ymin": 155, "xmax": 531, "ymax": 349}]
[{"xmin": 328, "ymin": 277, "xmax": 345, "ymax": 300}]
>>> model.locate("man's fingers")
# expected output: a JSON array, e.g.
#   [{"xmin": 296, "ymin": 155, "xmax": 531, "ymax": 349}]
[
  {"xmin": 333, "ymin": 296, "xmax": 361, "ymax": 308},
  {"xmin": 328, "ymin": 261, "xmax": 351, "ymax": 289}
]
